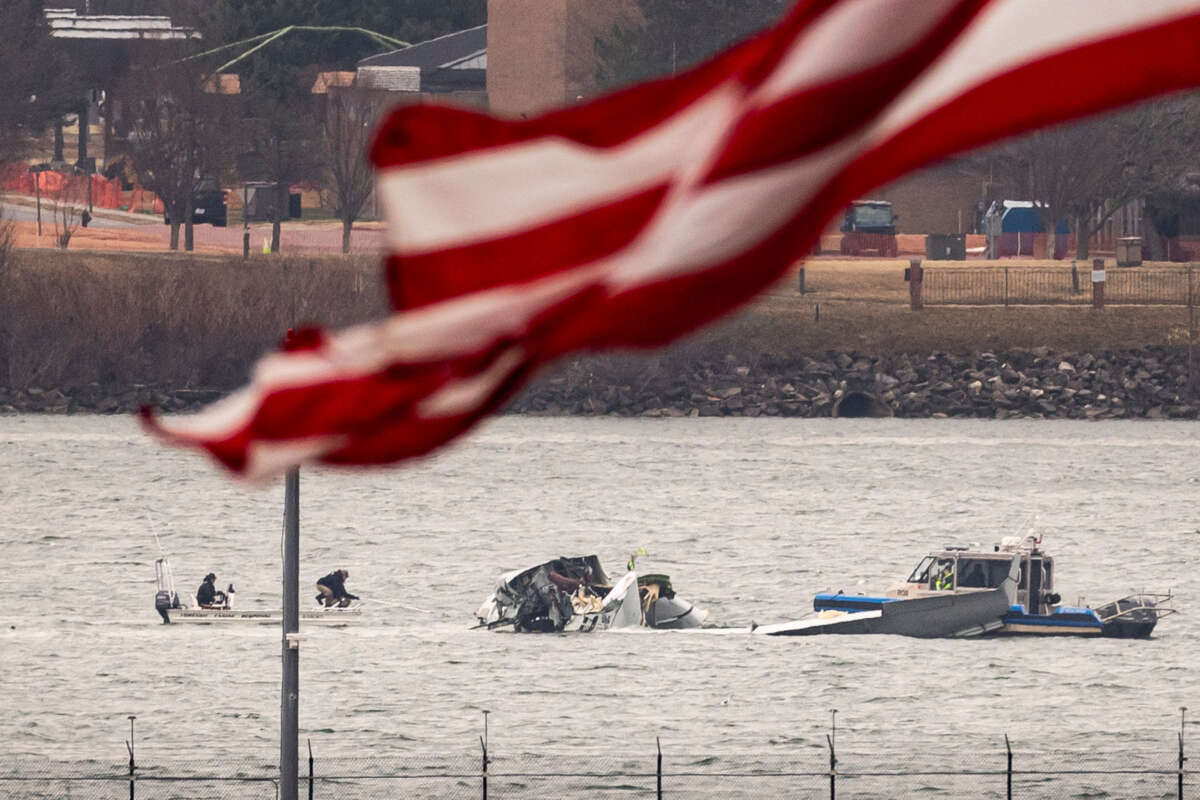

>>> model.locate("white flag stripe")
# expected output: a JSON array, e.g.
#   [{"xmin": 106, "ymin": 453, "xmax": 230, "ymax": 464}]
[
  {"xmin": 754, "ymin": 0, "xmax": 967, "ymax": 105},
  {"xmin": 866, "ymin": 0, "xmax": 1200, "ymax": 149},
  {"xmin": 151, "ymin": 383, "xmax": 269, "ymax": 439},
  {"xmin": 607, "ymin": 138, "xmax": 859, "ymax": 287},
  {"xmin": 244, "ymin": 436, "xmax": 349, "ymax": 484},
  {"xmin": 376, "ymin": 90, "xmax": 737, "ymax": 254}
]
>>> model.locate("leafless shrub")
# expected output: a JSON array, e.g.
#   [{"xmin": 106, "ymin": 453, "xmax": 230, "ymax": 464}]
[{"xmin": 51, "ymin": 175, "xmax": 88, "ymax": 249}]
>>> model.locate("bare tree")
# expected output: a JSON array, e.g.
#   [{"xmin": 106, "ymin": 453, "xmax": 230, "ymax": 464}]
[
  {"xmin": 320, "ymin": 87, "xmax": 384, "ymax": 254},
  {"xmin": 119, "ymin": 60, "xmax": 225, "ymax": 251},
  {"xmin": 51, "ymin": 174, "xmax": 88, "ymax": 249},
  {"xmin": 975, "ymin": 95, "xmax": 1200, "ymax": 259},
  {"xmin": 241, "ymin": 89, "xmax": 322, "ymax": 255}
]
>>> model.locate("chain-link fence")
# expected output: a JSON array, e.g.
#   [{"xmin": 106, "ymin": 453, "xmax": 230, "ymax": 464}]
[
  {"xmin": 2, "ymin": 734, "xmax": 1192, "ymax": 800},
  {"xmin": 922, "ymin": 266, "xmax": 1197, "ymax": 306}
]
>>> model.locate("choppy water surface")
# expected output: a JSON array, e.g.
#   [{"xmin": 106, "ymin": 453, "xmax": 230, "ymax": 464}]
[{"xmin": 1, "ymin": 415, "xmax": 1197, "ymax": 785}]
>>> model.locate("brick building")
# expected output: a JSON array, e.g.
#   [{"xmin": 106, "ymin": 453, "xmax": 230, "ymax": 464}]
[{"xmin": 485, "ymin": 0, "xmax": 634, "ymax": 116}]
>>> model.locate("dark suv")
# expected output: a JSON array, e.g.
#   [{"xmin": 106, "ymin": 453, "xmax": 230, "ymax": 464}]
[{"xmin": 164, "ymin": 178, "xmax": 227, "ymax": 227}]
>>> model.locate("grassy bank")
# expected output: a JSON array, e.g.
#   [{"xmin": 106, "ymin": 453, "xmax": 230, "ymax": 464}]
[{"xmin": 0, "ymin": 250, "xmax": 1194, "ymax": 392}]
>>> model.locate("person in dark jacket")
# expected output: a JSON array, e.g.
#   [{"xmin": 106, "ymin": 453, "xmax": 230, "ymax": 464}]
[
  {"xmin": 197, "ymin": 573, "xmax": 227, "ymax": 608},
  {"xmin": 316, "ymin": 569, "xmax": 358, "ymax": 607}
]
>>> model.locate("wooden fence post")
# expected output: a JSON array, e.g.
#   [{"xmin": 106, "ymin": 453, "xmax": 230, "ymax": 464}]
[
  {"xmin": 1091, "ymin": 258, "xmax": 1105, "ymax": 309},
  {"xmin": 797, "ymin": 266, "xmax": 806, "ymax": 295},
  {"xmin": 908, "ymin": 258, "xmax": 923, "ymax": 310}
]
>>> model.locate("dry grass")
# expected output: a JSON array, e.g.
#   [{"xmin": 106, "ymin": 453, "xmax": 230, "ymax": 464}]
[
  {"xmin": 2, "ymin": 250, "xmax": 385, "ymax": 389},
  {"xmin": 1, "ymin": 252, "xmax": 1195, "ymax": 392},
  {"xmin": 674, "ymin": 257, "xmax": 1197, "ymax": 359}
]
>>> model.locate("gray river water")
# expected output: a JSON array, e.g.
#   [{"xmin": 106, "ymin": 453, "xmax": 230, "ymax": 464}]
[{"xmin": 1, "ymin": 415, "xmax": 1197, "ymax": 796}]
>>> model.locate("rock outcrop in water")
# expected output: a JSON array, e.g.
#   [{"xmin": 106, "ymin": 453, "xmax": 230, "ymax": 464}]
[{"xmin": 2, "ymin": 347, "xmax": 1198, "ymax": 420}]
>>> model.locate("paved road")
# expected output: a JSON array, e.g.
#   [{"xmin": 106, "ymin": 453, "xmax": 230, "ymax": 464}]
[
  {"xmin": 1, "ymin": 200, "xmax": 142, "ymax": 229},
  {"xmin": 3, "ymin": 195, "xmax": 387, "ymax": 254}
]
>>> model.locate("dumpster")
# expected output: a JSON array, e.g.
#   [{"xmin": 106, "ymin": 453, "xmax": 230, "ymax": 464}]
[
  {"xmin": 1116, "ymin": 236, "xmax": 1142, "ymax": 267},
  {"xmin": 925, "ymin": 233, "xmax": 966, "ymax": 260}
]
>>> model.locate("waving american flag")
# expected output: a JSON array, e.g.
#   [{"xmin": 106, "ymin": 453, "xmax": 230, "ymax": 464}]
[{"xmin": 146, "ymin": 0, "xmax": 1200, "ymax": 480}]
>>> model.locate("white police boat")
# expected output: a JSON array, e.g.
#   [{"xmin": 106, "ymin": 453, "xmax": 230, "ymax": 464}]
[
  {"xmin": 153, "ymin": 540, "xmax": 361, "ymax": 625},
  {"xmin": 475, "ymin": 553, "xmax": 708, "ymax": 632},
  {"xmin": 761, "ymin": 535, "xmax": 1173, "ymax": 638}
]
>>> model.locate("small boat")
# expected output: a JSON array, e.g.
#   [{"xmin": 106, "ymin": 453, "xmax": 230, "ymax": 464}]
[
  {"xmin": 475, "ymin": 554, "xmax": 708, "ymax": 632},
  {"xmin": 762, "ymin": 534, "xmax": 1173, "ymax": 638},
  {"xmin": 153, "ymin": 538, "xmax": 361, "ymax": 625}
]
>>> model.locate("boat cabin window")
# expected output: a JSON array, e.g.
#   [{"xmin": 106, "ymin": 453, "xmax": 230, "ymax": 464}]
[
  {"xmin": 957, "ymin": 559, "xmax": 988, "ymax": 587},
  {"xmin": 956, "ymin": 558, "xmax": 1015, "ymax": 589},
  {"xmin": 906, "ymin": 556, "xmax": 935, "ymax": 584}
]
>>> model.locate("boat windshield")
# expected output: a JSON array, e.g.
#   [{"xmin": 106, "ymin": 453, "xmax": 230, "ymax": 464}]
[{"xmin": 906, "ymin": 556, "xmax": 935, "ymax": 584}]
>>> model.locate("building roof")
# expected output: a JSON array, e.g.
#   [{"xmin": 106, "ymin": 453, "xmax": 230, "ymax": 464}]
[
  {"xmin": 45, "ymin": 8, "xmax": 199, "ymax": 40},
  {"xmin": 358, "ymin": 25, "xmax": 486, "ymax": 70}
]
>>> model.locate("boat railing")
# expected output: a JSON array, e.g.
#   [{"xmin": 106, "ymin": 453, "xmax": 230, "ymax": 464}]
[{"xmin": 1094, "ymin": 591, "xmax": 1176, "ymax": 623}]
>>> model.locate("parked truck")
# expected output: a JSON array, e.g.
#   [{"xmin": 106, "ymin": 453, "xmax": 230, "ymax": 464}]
[{"xmin": 839, "ymin": 200, "xmax": 898, "ymax": 257}]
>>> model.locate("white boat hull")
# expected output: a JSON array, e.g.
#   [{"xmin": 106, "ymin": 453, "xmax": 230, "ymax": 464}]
[{"xmin": 164, "ymin": 607, "xmax": 361, "ymax": 624}]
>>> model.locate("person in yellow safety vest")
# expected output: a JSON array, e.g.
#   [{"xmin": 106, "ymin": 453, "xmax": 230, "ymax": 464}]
[{"xmin": 934, "ymin": 561, "xmax": 954, "ymax": 591}]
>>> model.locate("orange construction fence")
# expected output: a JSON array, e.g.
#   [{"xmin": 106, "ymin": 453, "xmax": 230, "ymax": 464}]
[{"xmin": 1, "ymin": 164, "xmax": 161, "ymax": 213}]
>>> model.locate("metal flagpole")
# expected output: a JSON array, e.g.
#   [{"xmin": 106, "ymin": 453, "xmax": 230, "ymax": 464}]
[{"xmin": 281, "ymin": 467, "xmax": 300, "ymax": 800}]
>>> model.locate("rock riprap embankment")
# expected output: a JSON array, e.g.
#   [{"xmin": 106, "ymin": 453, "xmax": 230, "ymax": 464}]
[{"xmin": 2, "ymin": 347, "xmax": 1197, "ymax": 420}]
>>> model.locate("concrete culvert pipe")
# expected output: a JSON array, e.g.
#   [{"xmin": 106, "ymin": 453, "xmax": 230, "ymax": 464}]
[{"xmin": 832, "ymin": 391, "xmax": 894, "ymax": 418}]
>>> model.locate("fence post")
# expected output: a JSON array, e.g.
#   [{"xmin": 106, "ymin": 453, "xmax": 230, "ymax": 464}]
[
  {"xmin": 307, "ymin": 739, "xmax": 313, "ymax": 800},
  {"xmin": 1180, "ymin": 706, "xmax": 1188, "ymax": 800},
  {"xmin": 827, "ymin": 733, "xmax": 837, "ymax": 800},
  {"xmin": 480, "ymin": 735, "xmax": 488, "ymax": 800},
  {"xmin": 1188, "ymin": 268, "xmax": 1196, "ymax": 399},
  {"xmin": 1071, "ymin": 260, "xmax": 1080, "ymax": 294},
  {"xmin": 908, "ymin": 258, "xmax": 923, "ymax": 310},
  {"xmin": 480, "ymin": 709, "xmax": 490, "ymax": 800},
  {"xmin": 1005, "ymin": 734, "xmax": 1012, "ymax": 800},
  {"xmin": 1004, "ymin": 267, "xmax": 1010, "ymax": 308},
  {"xmin": 797, "ymin": 266, "xmax": 806, "ymax": 295},
  {"xmin": 1092, "ymin": 258, "xmax": 1106, "ymax": 309},
  {"xmin": 657, "ymin": 737, "xmax": 663, "ymax": 800},
  {"xmin": 125, "ymin": 715, "xmax": 136, "ymax": 800}
]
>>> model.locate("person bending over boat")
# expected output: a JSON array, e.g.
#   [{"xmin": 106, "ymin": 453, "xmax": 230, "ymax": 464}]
[
  {"xmin": 316, "ymin": 569, "xmax": 359, "ymax": 608},
  {"xmin": 196, "ymin": 573, "xmax": 228, "ymax": 608}
]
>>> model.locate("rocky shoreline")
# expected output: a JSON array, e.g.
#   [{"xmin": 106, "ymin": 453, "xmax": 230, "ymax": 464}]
[{"xmin": 3, "ymin": 347, "xmax": 1199, "ymax": 420}]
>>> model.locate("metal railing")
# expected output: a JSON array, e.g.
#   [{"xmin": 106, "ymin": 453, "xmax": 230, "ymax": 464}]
[{"xmin": 922, "ymin": 265, "xmax": 1196, "ymax": 306}]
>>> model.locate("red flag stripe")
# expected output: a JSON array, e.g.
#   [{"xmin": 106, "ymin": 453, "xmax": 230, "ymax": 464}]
[
  {"xmin": 374, "ymin": 90, "xmax": 735, "ymax": 256},
  {"xmin": 375, "ymin": 1, "xmax": 987, "ymax": 310},
  {"xmin": 382, "ymin": 185, "xmax": 669, "ymax": 310}
]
